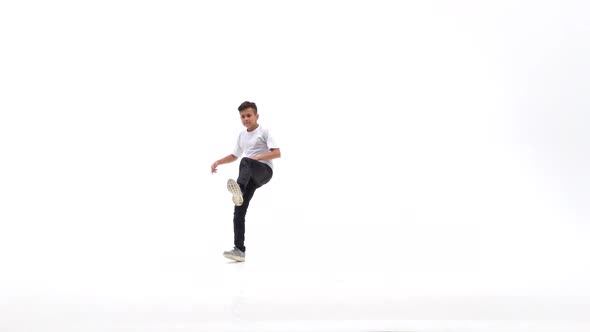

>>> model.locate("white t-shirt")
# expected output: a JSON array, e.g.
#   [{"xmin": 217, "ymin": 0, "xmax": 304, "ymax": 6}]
[{"xmin": 232, "ymin": 125, "xmax": 279, "ymax": 169}]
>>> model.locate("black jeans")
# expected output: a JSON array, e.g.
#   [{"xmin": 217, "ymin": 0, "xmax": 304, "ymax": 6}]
[{"xmin": 233, "ymin": 157, "xmax": 273, "ymax": 252}]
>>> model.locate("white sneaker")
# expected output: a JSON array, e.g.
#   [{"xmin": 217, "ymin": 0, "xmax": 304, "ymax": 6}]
[
  {"xmin": 223, "ymin": 247, "xmax": 245, "ymax": 262},
  {"xmin": 227, "ymin": 179, "xmax": 243, "ymax": 206}
]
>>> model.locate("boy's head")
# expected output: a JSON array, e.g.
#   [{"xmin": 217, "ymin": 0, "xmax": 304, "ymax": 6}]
[
  {"xmin": 238, "ymin": 101, "xmax": 259, "ymax": 130},
  {"xmin": 238, "ymin": 101, "xmax": 257, "ymax": 114}
]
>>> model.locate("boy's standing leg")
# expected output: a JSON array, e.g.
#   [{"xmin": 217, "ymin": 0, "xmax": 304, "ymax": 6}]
[
  {"xmin": 232, "ymin": 181, "xmax": 256, "ymax": 254},
  {"xmin": 224, "ymin": 157, "xmax": 273, "ymax": 262}
]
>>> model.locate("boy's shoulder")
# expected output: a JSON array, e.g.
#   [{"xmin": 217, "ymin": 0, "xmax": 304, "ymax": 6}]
[{"xmin": 248, "ymin": 125, "xmax": 272, "ymax": 134}]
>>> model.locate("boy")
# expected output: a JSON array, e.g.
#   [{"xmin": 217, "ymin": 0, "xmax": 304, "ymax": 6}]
[{"xmin": 210, "ymin": 101, "xmax": 281, "ymax": 262}]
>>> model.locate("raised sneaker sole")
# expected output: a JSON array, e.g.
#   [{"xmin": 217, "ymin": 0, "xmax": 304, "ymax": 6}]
[{"xmin": 227, "ymin": 179, "xmax": 244, "ymax": 206}]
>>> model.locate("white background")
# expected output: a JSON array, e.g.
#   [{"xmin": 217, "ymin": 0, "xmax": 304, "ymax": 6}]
[{"xmin": 1, "ymin": 1, "xmax": 589, "ymax": 331}]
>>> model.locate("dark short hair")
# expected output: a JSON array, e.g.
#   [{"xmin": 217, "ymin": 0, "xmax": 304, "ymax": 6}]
[{"xmin": 238, "ymin": 101, "xmax": 257, "ymax": 113}]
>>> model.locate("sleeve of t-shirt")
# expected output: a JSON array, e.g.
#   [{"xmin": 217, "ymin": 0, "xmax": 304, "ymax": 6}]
[
  {"xmin": 265, "ymin": 128, "xmax": 279, "ymax": 150},
  {"xmin": 232, "ymin": 134, "xmax": 242, "ymax": 157}
]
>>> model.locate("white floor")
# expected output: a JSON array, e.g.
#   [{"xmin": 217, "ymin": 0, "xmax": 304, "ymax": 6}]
[
  {"xmin": 3, "ymin": 290, "xmax": 590, "ymax": 331},
  {"xmin": 2, "ymin": 245, "xmax": 590, "ymax": 332}
]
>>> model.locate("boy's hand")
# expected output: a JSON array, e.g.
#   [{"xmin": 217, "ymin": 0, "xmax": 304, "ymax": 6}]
[{"xmin": 210, "ymin": 161, "xmax": 219, "ymax": 174}]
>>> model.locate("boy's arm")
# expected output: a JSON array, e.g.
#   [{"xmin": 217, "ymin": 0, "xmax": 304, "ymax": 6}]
[
  {"xmin": 253, "ymin": 148, "xmax": 281, "ymax": 161},
  {"xmin": 211, "ymin": 154, "xmax": 238, "ymax": 173}
]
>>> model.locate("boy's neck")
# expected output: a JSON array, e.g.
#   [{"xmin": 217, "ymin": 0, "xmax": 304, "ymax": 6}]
[{"xmin": 247, "ymin": 124, "xmax": 259, "ymax": 132}]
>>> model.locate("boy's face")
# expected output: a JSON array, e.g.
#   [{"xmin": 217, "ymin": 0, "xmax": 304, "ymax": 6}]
[{"xmin": 239, "ymin": 108, "xmax": 259, "ymax": 130}]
